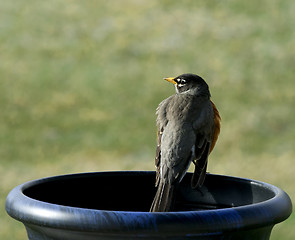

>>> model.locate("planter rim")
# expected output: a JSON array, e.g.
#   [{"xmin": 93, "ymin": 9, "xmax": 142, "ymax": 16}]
[{"xmin": 6, "ymin": 171, "xmax": 292, "ymax": 234}]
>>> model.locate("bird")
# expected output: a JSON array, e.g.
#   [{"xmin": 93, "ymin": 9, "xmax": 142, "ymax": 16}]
[{"xmin": 150, "ymin": 73, "xmax": 221, "ymax": 212}]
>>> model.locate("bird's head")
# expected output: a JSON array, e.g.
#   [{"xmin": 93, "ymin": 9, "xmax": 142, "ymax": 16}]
[{"xmin": 164, "ymin": 73, "xmax": 210, "ymax": 97}]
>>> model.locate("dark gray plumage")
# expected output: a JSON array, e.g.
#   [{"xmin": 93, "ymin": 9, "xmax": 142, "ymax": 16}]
[{"xmin": 150, "ymin": 73, "xmax": 220, "ymax": 212}]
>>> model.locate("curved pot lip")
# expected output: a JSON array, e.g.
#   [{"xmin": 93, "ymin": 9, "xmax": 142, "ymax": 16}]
[{"xmin": 6, "ymin": 171, "xmax": 292, "ymax": 234}]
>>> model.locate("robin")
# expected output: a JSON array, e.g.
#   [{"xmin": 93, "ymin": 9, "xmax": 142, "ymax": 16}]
[{"xmin": 150, "ymin": 73, "xmax": 221, "ymax": 212}]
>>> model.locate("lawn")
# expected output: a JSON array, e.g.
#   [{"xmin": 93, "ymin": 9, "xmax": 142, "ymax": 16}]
[{"xmin": 1, "ymin": 1, "xmax": 294, "ymax": 239}]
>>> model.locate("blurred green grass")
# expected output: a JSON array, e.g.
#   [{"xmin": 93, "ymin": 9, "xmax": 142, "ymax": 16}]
[{"xmin": 1, "ymin": 0, "xmax": 294, "ymax": 239}]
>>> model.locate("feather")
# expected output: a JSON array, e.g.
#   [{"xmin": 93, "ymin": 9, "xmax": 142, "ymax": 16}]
[
  {"xmin": 150, "ymin": 181, "xmax": 176, "ymax": 212},
  {"xmin": 191, "ymin": 142, "xmax": 210, "ymax": 189}
]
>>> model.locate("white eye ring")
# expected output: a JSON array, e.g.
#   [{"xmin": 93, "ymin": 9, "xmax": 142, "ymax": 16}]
[{"xmin": 177, "ymin": 79, "xmax": 186, "ymax": 85}]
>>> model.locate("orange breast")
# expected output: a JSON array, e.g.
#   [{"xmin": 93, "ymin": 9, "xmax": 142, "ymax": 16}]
[{"xmin": 210, "ymin": 100, "xmax": 221, "ymax": 153}]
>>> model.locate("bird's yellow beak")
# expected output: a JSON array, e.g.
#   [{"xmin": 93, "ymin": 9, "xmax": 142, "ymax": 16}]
[{"xmin": 164, "ymin": 77, "xmax": 177, "ymax": 85}]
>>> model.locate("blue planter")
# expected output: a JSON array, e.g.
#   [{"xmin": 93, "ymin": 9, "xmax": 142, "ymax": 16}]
[{"xmin": 6, "ymin": 171, "xmax": 292, "ymax": 240}]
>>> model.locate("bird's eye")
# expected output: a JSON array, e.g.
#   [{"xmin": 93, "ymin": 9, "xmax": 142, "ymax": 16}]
[{"xmin": 180, "ymin": 79, "xmax": 186, "ymax": 84}]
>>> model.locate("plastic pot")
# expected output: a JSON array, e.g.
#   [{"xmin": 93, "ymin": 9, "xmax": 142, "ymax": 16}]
[{"xmin": 6, "ymin": 171, "xmax": 292, "ymax": 240}]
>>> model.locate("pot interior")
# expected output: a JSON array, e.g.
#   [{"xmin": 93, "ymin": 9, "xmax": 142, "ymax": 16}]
[{"xmin": 23, "ymin": 172, "xmax": 275, "ymax": 212}]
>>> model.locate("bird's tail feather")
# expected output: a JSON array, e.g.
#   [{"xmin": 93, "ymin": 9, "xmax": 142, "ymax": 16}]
[{"xmin": 150, "ymin": 181, "xmax": 175, "ymax": 212}]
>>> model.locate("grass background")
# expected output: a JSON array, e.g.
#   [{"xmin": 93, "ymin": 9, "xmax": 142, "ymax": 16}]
[{"xmin": 1, "ymin": 0, "xmax": 294, "ymax": 239}]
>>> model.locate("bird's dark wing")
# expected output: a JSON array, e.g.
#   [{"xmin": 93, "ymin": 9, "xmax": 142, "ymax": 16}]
[
  {"xmin": 191, "ymin": 100, "xmax": 221, "ymax": 189},
  {"xmin": 154, "ymin": 97, "xmax": 171, "ymax": 187},
  {"xmin": 191, "ymin": 134, "xmax": 210, "ymax": 189}
]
